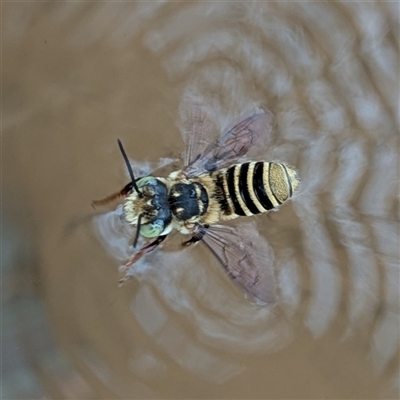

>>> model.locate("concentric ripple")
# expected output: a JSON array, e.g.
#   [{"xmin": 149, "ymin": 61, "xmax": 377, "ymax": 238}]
[{"xmin": 3, "ymin": 1, "xmax": 398, "ymax": 398}]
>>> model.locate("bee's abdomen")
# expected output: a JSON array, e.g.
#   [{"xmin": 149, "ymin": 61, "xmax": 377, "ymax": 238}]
[{"xmin": 219, "ymin": 161, "xmax": 300, "ymax": 217}]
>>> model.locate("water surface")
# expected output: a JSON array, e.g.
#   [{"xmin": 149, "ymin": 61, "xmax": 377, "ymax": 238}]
[{"xmin": 3, "ymin": 2, "xmax": 399, "ymax": 399}]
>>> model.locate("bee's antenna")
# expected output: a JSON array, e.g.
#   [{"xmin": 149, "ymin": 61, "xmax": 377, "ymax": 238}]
[
  {"xmin": 133, "ymin": 214, "xmax": 142, "ymax": 248},
  {"xmin": 117, "ymin": 139, "xmax": 142, "ymax": 198}
]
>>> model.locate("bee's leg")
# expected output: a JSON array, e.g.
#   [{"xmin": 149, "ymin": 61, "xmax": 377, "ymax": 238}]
[
  {"xmin": 119, "ymin": 234, "xmax": 168, "ymax": 285},
  {"xmin": 92, "ymin": 182, "xmax": 133, "ymax": 208},
  {"xmin": 125, "ymin": 234, "xmax": 168, "ymax": 266},
  {"xmin": 183, "ymin": 225, "xmax": 209, "ymax": 246}
]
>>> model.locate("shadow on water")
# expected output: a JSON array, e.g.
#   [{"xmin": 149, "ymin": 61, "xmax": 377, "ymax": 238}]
[{"xmin": 2, "ymin": 2, "xmax": 399, "ymax": 399}]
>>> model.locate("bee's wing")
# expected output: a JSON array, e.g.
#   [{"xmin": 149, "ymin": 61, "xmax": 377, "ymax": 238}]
[
  {"xmin": 200, "ymin": 222, "xmax": 277, "ymax": 304},
  {"xmin": 181, "ymin": 103, "xmax": 219, "ymax": 170},
  {"xmin": 183, "ymin": 108, "xmax": 274, "ymax": 177}
]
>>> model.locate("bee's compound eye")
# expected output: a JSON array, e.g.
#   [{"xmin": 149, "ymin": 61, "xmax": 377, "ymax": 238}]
[
  {"xmin": 189, "ymin": 188, "xmax": 196, "ymax": 198},
  {"xmin": 140, "ymin": 219, "xmax": 164, "ymax": 238},
  {"xmin": 137, "ymin": 177, "xmax": 156, "ymax": 188}
]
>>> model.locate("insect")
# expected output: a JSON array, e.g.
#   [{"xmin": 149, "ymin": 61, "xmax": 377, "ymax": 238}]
[{"xmin": 93, "ymin": 107, "xmax": 300, "ymax": 303}]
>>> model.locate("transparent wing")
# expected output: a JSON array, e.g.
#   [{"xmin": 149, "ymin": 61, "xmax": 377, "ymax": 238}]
[
  {"xmin": 183, "ymin": 108, "xmax": 274, "ymax": 177},
  {"xmin": 181, "ymin": 103, "xmax": 219, "ymax": 169},
  {"xmin": 200, "ymin": 222, "xmax": 277, "ymax": 304}
]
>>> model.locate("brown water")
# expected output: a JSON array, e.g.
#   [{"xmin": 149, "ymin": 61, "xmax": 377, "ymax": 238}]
[{"xmin": 2, "ymin": 2, "xmax": 399, "ymax": 399}]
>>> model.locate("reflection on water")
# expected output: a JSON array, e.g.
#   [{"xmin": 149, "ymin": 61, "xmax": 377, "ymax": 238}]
[{"xmin": 3, "ymin": 1, "xmax": 399, "ymax": 399}]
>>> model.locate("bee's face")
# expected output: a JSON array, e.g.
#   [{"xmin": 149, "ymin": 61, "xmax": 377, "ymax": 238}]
[{"xmin": 123, "ymin": 177, "xmax": 172, "ymax": 238}]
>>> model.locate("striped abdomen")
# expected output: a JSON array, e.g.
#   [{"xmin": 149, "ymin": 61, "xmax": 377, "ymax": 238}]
[{"xmin": 215, "ymin": 161, "xmax": 300, "ymax": 218}]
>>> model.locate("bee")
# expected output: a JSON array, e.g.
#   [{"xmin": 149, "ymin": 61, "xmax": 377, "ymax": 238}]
[{"xmin": 93, "ymin": 107, "xmax": 300, "ymax": 303}]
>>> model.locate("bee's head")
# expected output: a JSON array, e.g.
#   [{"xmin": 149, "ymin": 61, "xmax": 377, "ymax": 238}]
[
  {"xmin": 123, "ymin": 177, "xmax": 171, "ymax": 237},
  {"xmin": 123, "ymin": 177, "xmax": 157, "ymax": 224},
  {"xmin": 117, "ymin": 139, "xmax": 171, "ymax": 247}
]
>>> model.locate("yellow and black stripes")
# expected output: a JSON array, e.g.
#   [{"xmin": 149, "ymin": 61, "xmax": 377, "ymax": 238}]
[
  {"xmin": 239, "ymin": 163, "xmax": 260, "ymax": 215},
  {"xmin": 226, "ymin": 164, "xmax": 246, "ymax": 216},
  {"xmin": 216, "ymin": 161, "xmax": 297, "ymax": 218},
  {"xmin": 253, "ymin": 162, "xmax": 276, "ymax": 211}
]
